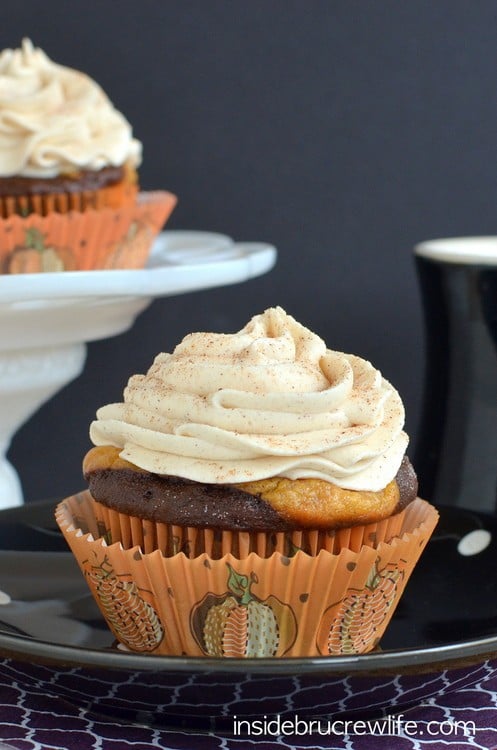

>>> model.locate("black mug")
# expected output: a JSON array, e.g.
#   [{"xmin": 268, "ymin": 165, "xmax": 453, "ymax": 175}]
[{"xmin": 415, "ymin": 237, "xmax": 497, "ymax": 513}]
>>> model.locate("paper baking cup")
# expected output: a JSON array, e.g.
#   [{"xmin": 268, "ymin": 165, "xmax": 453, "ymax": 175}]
[
  {"xmin": 89, "ymin": 496, "xmax": 423, "ymax": 558},
  {"xmin": 0, "ymin": 190, "xmax": 176, "ymax": 273},
  {"xmin": 55, "ymin": 493, "xmax": 438, "ymax": 657},
  {"xmin": 0, "ymin": 179, "xmax": 137, "ymax": 218}
]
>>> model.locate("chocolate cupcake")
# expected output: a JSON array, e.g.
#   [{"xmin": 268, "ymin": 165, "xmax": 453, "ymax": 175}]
[
  {"xmin": 0, "ymin": 39, "xmax": 140, "ymax": 217},
  {"xmin": 0, "ymin": 39, "xmax": 176, "ymax": 271},
  {"xmin": 56, "ymin": 307, "xmax": 438, "ymax": 656}
]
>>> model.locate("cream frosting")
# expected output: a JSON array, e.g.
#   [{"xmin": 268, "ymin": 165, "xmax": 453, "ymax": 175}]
[
  {"xmin": 0, "ymin": 39, "xmax": 142, "ymax": 178},
  {"xmin": 89, "ymin": 307, "xmax": 409, "ymax": 491}
]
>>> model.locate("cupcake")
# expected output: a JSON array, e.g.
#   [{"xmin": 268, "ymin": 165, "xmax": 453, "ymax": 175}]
[
  {"xmin": 56, "ymin": 307, "xmax": 438, "ymax": 657},
  {"xmin": 0, "ymin": 39, "xmax": 176, "ymax": 271}
]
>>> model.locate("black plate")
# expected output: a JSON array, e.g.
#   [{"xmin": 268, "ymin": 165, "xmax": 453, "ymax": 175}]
[{"xmin": 0, "ymin": 499, "xmax": 495, "ymax": 728}]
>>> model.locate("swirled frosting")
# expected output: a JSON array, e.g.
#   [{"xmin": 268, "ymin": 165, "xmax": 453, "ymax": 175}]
[
  {"xmin": 0, "ymin": 39, "xmax": 142, "ymax": 178},
  {"xmin": 90, "ymin": 307, "xmax": 409, "ymax": 492}
]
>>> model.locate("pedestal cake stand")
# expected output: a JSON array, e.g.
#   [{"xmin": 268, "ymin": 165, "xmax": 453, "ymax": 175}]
[{"xmin": 0, "ymin": 230, "xmax": 277, "ymax": 509}]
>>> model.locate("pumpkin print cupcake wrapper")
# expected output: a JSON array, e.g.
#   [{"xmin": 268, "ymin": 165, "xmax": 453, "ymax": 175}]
[
  {"xmin": 55, "ymin": 493, "xmax": 438, "ymax": 657},
  {"xmin": 0, "ymin": 190, "xmax": 177, "ymax": 273},
  {"xmin": 0, "ymin": 180, "xmax": 138, "ymax": 219},
  {"xmin": 89, "ymin": 495, "xmax": 424, "ymax": 559}
]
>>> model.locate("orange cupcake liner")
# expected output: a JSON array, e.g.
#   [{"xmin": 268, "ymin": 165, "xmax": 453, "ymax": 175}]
[
  {"xmin": 89, "ymin": 495, "xmax": 421, "ymax": 558},
  {"xmin": 0, "ymin": 171, "xmax": 138, "ymax": 219},
  {"xmin": 0, "ymin": 190, "xmax": 177, "ymax": 273},
  {"xmin": 55, "ymin": 493, "xmax": 438, "ymax": 657}
]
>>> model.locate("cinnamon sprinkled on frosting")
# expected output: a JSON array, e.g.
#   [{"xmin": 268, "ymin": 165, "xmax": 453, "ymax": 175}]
[{"xmin": 90, "ymin": 308, "xmax": 408, "ymax": 492}]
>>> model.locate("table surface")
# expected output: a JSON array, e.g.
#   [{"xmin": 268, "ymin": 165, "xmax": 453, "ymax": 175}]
[{"xmin": 0, "ymin": 658, "xmax": 496, "ymax": 750}]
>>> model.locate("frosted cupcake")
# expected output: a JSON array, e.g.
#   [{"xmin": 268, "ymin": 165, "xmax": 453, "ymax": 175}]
[
  {"xmin": 56, "ymin": 307, "xmax": 438, "ymax": 657},
  {"xmin": 0, "ymin": 39, "xmax": 176, "ymax": 270}
]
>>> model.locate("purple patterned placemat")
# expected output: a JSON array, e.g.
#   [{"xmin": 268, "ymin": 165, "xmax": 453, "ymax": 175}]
[{"xmin": 1, "ymin": 659, "xmax": 497, "ymax": 750}]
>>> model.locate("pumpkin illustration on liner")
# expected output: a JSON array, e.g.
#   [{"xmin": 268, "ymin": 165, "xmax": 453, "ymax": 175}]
[
  {"xmin": 103, "ymin": 219, "xmax": 154, "ymax": 269},
  {"xmin": 85, "ymin": 555, "xmax": 164, "ymax": 652},
  {"xmin": 5, "ymin": 227, "xmax": 76, "ymax": 273},
  {"xmin": 191, "ymin": 563, "xmax": 297, "ymax": 657},
  {"xmin": 317, "ymin": 558, "xmax": 404, "ymax": 655}
]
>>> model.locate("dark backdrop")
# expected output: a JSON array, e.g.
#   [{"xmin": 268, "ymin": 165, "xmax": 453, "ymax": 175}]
[{"xmin": 2, "ymin": 1, "xmax": 496, "ymax": 502}]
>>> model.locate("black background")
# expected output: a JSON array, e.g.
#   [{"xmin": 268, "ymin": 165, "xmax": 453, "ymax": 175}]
[{"xmin": 2, "ymin": 1, "xmax": 497, "ymax": 502}]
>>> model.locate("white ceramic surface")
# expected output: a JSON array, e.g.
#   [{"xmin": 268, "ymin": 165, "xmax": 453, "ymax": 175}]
[
  {"xmin": 415, "ymin": 236, "xmax": 497, "ymax": 265},
  {"xmin": 1, "ymin": 231, "xmax": 277, "ymax": 509}
]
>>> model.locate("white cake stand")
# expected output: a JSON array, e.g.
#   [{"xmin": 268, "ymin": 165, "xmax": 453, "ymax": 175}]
[{"xmin": 0, "ymin": 231, "xmax": 277, "ymax": 509}]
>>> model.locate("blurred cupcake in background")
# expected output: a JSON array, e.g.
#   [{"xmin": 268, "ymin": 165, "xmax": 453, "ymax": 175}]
[{"xmin": 0, "ymin": 39, "xmax": 176, "ymax": 272}]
